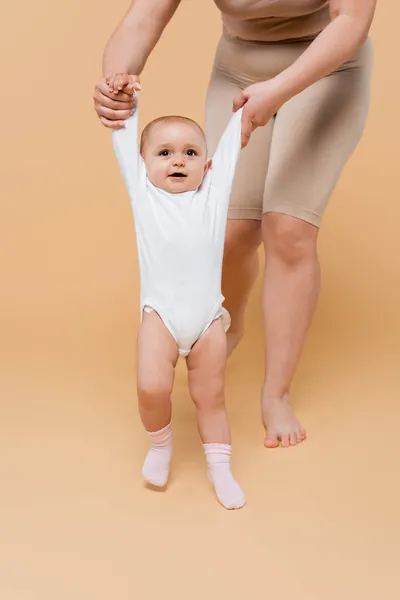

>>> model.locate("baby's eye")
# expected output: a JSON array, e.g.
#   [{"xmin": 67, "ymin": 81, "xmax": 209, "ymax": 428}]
[
  {"xmin": 186, "ymin": 149, "xmax": 197, "ymax": 156},
  {"xmin": 159, "ymin": 150, "xmax": 170, "ymax": 157}
]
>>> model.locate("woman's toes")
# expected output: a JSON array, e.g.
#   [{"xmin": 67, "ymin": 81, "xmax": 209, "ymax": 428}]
[
  {"xmin": 264, "ymin": 433, "xmax": 280, "ymax": 448},
  {"xmin": 280, "ymin": 434, "xmax": 290, "ymax": 447},
  {"xmin": 296, "ymin": 428, "xmax": 306, "ymax": 443},
  {"xmin": 289, "ymin": 432, "xmax": 298, "ymax": 446}
]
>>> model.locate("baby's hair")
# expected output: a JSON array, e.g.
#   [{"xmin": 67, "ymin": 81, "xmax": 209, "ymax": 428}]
[{"xmin": 140, "ymin": 115, "xmax": 207, "ymax": 153}]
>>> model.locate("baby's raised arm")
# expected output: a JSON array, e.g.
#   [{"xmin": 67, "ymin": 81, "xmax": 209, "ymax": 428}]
[
  {"xmin": 111, "ymin": 76, "xmax": 146, "ymax": 200},
  {"xmin": 209, "ymin": 107, "xmax": 243, "ymax": 192}
]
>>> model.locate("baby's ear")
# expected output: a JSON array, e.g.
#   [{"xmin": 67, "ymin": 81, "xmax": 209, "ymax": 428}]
[{"xmin": 205, "ymin": 158, "xmax": 212, "ymax": 173}]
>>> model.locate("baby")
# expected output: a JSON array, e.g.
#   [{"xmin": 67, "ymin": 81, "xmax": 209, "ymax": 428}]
[{"xmin": 110, "ymin": 73, "xmax": 245, "ymax": 510}]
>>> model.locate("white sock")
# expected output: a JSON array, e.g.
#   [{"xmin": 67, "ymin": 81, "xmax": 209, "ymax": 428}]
[
  {"xmin": 203, "ymin": 443, "xmax": 245, "ymax": 509},
  {"xmin": 142, "ymin": 422, "xmax": 172, "ymax": 487}
]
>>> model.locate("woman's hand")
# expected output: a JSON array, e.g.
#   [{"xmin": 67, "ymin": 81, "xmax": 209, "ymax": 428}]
[
  {"xmin": 93, "ymin": 74, "xmax": 141, "ymax": 129},
  {"xmin": 233, "ymin": 80, "xmax": 285, "ymax": 148}
]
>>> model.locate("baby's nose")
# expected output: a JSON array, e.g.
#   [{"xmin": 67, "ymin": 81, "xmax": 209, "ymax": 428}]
[{"xmin": 172, "ymin": 156, "xmax": 185, "ymax": 167}]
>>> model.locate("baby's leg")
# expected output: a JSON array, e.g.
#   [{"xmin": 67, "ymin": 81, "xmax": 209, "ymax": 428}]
[
  {"xmin": 137, "ymin": 310, "xmax": 179, "ymax": 486},
  {"xmin": 187, "ymin": 319, "xmax": 245, "ymax": 509}
]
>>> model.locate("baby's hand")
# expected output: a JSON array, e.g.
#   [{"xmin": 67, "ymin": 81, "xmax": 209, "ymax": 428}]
[{"xmin": 106, "ymin": 73, "xmax": 142, "ymax": 95}]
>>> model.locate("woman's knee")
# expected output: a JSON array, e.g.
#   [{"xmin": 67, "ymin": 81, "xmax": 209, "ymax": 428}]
[
  {"xmin": 224, "ymin": 219, "xmax": 262, "ymax": 259},
  {"xmin": 263, "ymin": 213, "xmax": 318, "ymax": 265}
]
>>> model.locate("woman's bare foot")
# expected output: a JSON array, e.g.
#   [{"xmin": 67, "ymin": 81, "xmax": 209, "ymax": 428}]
[{"xmin": 261, "ymin": 393, "xmax": 306, "ymax": 448}]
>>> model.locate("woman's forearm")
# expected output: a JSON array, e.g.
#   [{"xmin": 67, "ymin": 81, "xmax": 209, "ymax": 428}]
[
  {"xmin": 102, "ymin": 0, "xmax": 182, "ymax": 76},
  {"xmin": 271, "ymin": 0, "xmax": 376, "ymax": 105}
]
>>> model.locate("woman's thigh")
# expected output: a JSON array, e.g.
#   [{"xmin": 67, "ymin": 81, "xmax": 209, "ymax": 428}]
[{"xmin": 263, "ymin": 38, "xmax": 374, "ymax": 227}]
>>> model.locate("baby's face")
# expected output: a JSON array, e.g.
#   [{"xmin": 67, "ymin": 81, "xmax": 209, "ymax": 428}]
[{"xmin": 141, "ymin": 121, "xmax": 211, "ymax": 193}]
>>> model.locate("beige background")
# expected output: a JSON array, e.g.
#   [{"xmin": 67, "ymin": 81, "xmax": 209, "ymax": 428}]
[{"xmin": 1, "ymin": 1, "xmax": 399, "ymax": 599}]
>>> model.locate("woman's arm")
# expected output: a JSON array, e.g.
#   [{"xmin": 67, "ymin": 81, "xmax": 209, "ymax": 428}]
[
  {"xmin": 271, "ymin": 0, "xmax": 376, "ymax": 104},
  {"xmin": 94, "ymin": 0, "xmax": 182, "ymax": 128},
  {"xmin": 102, "ymin": 0, "xmax": 182, "ymax": 76},
  {"xmin": 234, "ymin": 0, "xmax": 377, "ymax": 147}
]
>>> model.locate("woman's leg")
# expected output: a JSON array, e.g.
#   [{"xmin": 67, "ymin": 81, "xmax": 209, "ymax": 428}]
[
  {"xmin": 205, "ymin": 63, "xmax": 272, "ymax": 354},
  {"xmin": 260, "ymin": 41, "xmax": 373, "ymax": 447},
  {"xmin": 261, "ymin": 215, "xmax": 318, "ymax": 447},
  {"xmin": 222, "ymin": 220, "xmax": 262, "ymax": 355}
]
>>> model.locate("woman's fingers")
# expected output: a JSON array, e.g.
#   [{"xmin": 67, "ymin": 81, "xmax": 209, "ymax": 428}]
[
  {"xmin": 233, "ymin": 89, "xmax": 254, "ymax": 146},
  {"xmin": 99, "ymin": 116, "xmax": 126, "ymax": 129},
  {"xmin": 232, "ymin": 90, "xmax": 247, "ymax": 112},
  {"xmin": 94, "ymin": 86, "xmax": 136, "ymax": 111},
  {"xmin": 241, "ymin": 107, "xmax": 255, "ymax": 148},
  {"xmin": 94, "ymin": 79, "xmax": 136, "ymax": 126},
  {"xmin": 96, "ymin": 103, "xmax": 134, "ymax": 122},
  {"xmin": 94, "ymin": 75, "xmax": 141, "ymax": 127}
]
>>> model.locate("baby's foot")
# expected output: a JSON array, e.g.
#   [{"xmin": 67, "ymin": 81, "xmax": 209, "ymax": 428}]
[
  {"xmin": 262, "ymin": 393, "xmax": 306, "ymax": 448},
  {"xmin": 203, "ymin": 443, "xmax": 245, "ymax": 510},
  {"xmin": 142, "ymin": 448, "xmax": 171, "ymax": 487},
  {"xmin": 208, "ymin": 465, "xmax": 245, "ymax": 509},
  {"xmin": 142, "ymin": 423, "xmax": 172, "ymax": 487}
]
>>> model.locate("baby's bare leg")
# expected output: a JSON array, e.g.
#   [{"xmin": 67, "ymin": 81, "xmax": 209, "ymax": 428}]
[
  {"xmin": 137, "ymin": 310, "xmax": 178, "ymax": 486},
  {"xmin": 187, "ymin": 318, "xmax": 229, "ymax": 443},
  {"xmin": 187, "ymin": 319, "xmax": 245, "ymax": 509},
  {"xmin": 137, "ymin": 311, "xmax": 178, "ymax": 431}
]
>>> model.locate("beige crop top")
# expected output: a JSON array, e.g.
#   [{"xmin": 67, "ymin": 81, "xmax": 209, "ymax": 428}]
[{"xmin": 214, "ymin": 0, "xmax": 331, "ymax": 42}]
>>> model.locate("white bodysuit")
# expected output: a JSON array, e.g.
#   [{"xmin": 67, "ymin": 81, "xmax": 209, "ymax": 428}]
[{"xmin": 112, "ymin": 105, "xmax": 243, "ymax": 357}]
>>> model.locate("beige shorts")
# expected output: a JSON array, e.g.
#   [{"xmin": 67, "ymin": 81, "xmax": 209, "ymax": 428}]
[{"xmin": 205, "ymin": 33, "xmax": 373, "ymax": 227}]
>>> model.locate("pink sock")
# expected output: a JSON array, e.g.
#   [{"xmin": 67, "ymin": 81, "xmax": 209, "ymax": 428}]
[
  {"xmin": 203, "ymin": 443, "xmax": 245, "ymax": 509},
  {"xmin": 142, "ymin": 422, "xmax": 172, "ymax": 487}
]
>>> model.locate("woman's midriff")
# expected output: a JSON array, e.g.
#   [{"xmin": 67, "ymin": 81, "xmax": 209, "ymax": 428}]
[{"xmin": 214, "ymin": 0, "xmax": 331, "ymax": 43}]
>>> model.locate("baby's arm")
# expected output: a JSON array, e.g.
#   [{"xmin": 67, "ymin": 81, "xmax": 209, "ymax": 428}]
[
  {"xmin": 209, "ymin": 107, "xmax": 243, "ymax": 194},
  {"xmin": 110, "ymin": 75, "xmax": 146, "ymax": 200}
]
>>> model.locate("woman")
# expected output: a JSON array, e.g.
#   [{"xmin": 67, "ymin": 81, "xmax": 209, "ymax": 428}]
[{"xmin": 93, "ymin": 0, "xmax": 376, "ymax": 448}]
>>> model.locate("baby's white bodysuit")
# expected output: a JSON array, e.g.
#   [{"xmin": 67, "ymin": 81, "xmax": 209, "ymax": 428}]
[{"xmin": 112, "ymin": 105, "xmax": 242, "ymax": 356}]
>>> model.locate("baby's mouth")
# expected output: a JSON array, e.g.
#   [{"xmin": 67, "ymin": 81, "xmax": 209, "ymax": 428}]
[{"xmin": 168, "ymin": 172, "xmax": 187, "ymax": 179}]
